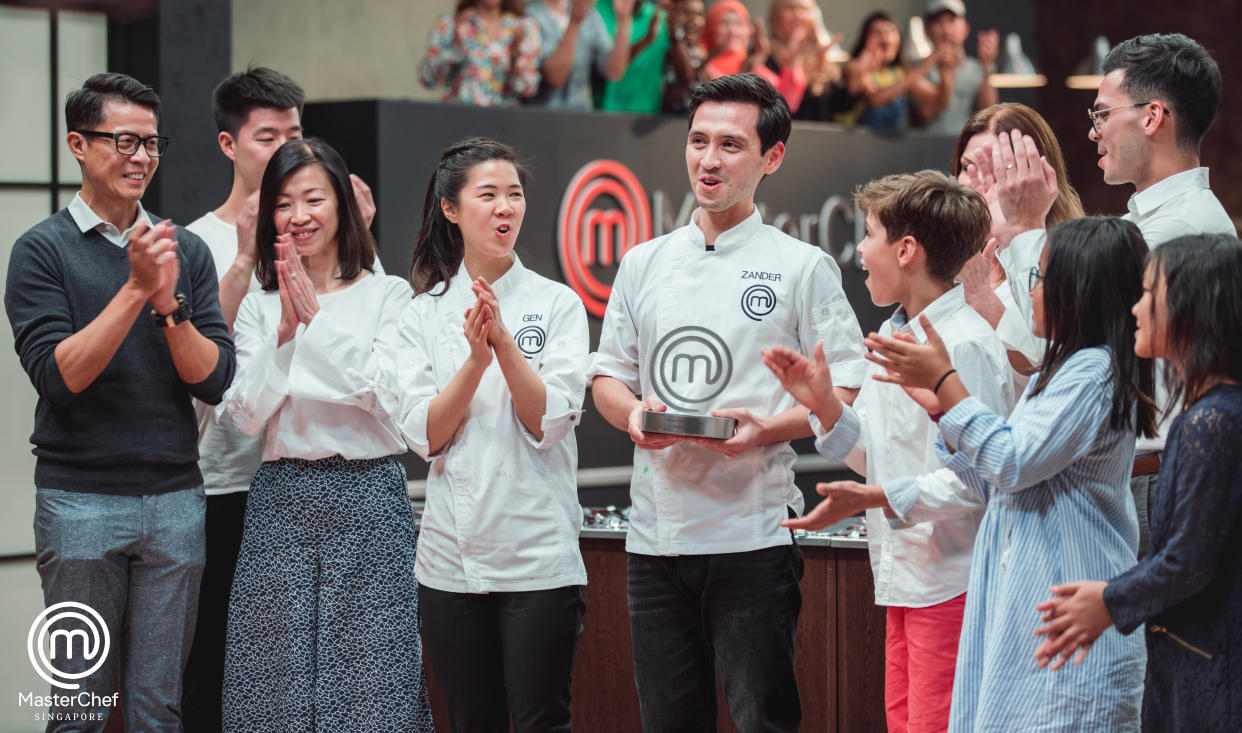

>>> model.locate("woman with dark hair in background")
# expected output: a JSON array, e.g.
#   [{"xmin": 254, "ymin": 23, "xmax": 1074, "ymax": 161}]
[
  {"xmin": 222, "ymin": 138, "xmax": 434, "ymax": 731},
  {"xmin": 398, "ymin": 137, "xmax": 590, "ymax": 732},
  {"xmin": 807, "ymin": 216, "xmax": 1155, "ymax": 730},
  {"xmin": 420, "ymin": 0, "xmax": 542, "ymax": 107},
  {"xmin": 835, "ymin": 11, "xmax": 941, "ymax": 129},
  {"xmin": 1035, "ymin": 233, "xmax": 1242, "ymax": 731},
  {"xmin": 950, "ymin": 104, "xmax": 1085, "ymax": 381}
]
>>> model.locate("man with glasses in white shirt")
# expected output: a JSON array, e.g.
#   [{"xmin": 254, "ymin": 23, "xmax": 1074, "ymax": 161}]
[{"xmin": 985, "ymin": 33, "xmax": 1235, "ymax": 557}]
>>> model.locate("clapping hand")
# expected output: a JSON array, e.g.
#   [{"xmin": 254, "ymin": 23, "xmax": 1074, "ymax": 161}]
[
  {"xmin": 762, "ymin": 342, "xmax": 838, "ymax": 419},
  {"xmin": 470, "ymin": 277, "xmax": 511, "ymax": 348},
  {"xmin": 462, "ymin": 294, "xmax": 494, "ymax": 370},
  {"xmin": 864, "ymin": 314, "xmax": 954, "ymax": 414},
  {"xmin": 274, "ymin": 234, "xmax": 320, "ymax": 346},
  {"xmin": 991, "ymin": 129, "xmax": 1058, "ymax": 237},
  {"xmin": 781, "ymin": 480, "xmax": 882, "ymax": 531},
  {"xmin": 128, "ymin": 219, "xmax": 180, "ymax": 312}
]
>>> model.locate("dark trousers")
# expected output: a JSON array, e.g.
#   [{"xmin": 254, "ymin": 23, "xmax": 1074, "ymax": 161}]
[
  {"xmin": 627, "ymin": 544, "xmax": 804, "ymax": 733},
  {"xmin": 419, "ymin": 583, "xmax": 586, "ymax": 733},
  {"xmin": 181, "ymin": 490, "xmax": 247, "ymax": 733}
]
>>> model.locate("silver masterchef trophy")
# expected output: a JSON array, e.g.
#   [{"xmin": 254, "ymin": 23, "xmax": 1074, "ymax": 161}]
[{"xmin": 641, "ymin": 326, "xmax": 737, "ymax": 439}]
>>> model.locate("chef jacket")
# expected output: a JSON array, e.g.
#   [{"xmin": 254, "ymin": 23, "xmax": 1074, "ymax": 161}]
[
  {"xmin": 589, "ymin": 208, "xmax": 868, "ymax": 556},
  {"xmin": 398, "ymin": 256, "xmax": 590, "ymax": 593}
]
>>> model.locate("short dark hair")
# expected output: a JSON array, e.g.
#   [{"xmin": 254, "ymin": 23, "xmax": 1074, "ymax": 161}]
[
  {"xmin": 1147, "ymin": 233, "xmax": 1242, "ymax": 412},
  {"xmin": 409, "ymin": 137, "xmax": 527, "ymax": 296},
  {"xmin": 688, "ymin": 73, "xmax": 791, "ymax": 154},
  {"xmin": 1102, "ymin": 33, "xmax": 1221, "ymax": 150},
  {"xmin": 65, "ymin": 72, "xmax": 161, "ymax": 132},
  {"xmin": 212, "ymin": 66, "xmax": 305, "ymax": 137},
  {"xmin": 1034, "ymin": 216, "xmax": 1156, "ymax": 437},
  {"xmin": 854, "ymin": 170, "xmax": 990, "ymax": 284},
  {"xmin": 254, "ymin": 138, "xmax": 375, "ymax": 291}
]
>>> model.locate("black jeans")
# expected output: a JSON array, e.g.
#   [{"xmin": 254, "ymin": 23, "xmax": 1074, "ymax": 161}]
[
  {"xmin": 419, "ymin": 583, "xmax": 586, "ymax": 733},
  {"xmin": 627, "ymin": 544, "xmax": 804, "ymax": 733},
  {"xmin": 181, "ymin": 490, "xmax": 247, "ymax": 733}
]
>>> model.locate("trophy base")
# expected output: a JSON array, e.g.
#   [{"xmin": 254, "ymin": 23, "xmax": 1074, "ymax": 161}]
[{"xmin": 641, "ymin": 411, "xmax": 737, "ymax": 439}]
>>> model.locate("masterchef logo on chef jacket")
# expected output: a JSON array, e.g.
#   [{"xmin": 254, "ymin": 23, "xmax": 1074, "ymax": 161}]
[
  {"xmin": 558, "ymin": 160, "xmax": 652, "ymax": 319},
  {"xmin": 650, "ymin": 326, "xmax": 733, "ymax": 412},
  {"xmin": 515, "ymin": 315, "xmax": 546, "ymax": 359}
]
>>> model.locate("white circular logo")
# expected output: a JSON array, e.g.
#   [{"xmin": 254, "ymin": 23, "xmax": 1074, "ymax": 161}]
[
  {"xmin": 649, "ymin": 326, "xmax": 733, "ymax": 411},
  {"xmin": 27, "ymin": 602, "xmax": 111, "ymax": 690}
]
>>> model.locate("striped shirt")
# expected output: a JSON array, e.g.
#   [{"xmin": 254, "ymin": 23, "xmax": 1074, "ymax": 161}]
[{"xmin": 886, "ymin": 347, "xmax": 1146, "ymax": 732}]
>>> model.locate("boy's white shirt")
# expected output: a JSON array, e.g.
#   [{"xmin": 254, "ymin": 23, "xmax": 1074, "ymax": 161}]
[{"xmin": 811, "ymin": 285, "xmax": 1015, "ymax": 607}]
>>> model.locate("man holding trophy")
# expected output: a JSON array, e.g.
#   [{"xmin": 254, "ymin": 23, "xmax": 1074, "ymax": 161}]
[{"xmin": 590, "ymin": 73, "xmax": 867, "ymax": 733}]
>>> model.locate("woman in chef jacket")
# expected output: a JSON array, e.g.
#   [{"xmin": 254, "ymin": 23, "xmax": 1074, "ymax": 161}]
[
  {"xmin": 398, "ymin": 137, "xmax": 589, "ymax": 732},
  {"xmin": 222, "ymin": 138, "xmax": 434, "ymax": 732}
]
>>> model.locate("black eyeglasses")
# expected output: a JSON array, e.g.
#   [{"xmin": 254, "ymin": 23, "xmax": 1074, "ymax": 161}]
[
  {"xmin": 1087, "ymin": 102, "xmax": 1155, "ymax": 135},
  {"xmin": 1027, "ymin": 267, "xmax": 1046, "ymax": 292},
  {"xmin": 75, "ymin": 130, "xmax": 170, "ymax": 158}
]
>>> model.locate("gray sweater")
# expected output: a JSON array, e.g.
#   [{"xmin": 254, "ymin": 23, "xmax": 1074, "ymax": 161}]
[{"xmin": 4, "ymin": 208, "xmax": 236, "ymax": 495}]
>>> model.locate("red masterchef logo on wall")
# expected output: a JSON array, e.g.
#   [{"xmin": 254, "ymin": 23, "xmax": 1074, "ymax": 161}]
[{"xmin": 558, "ymin": 160, "xmax": 652, "ymax": 318}]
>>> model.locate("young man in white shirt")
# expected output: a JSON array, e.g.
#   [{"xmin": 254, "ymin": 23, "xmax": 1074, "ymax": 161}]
[
  {"xmin": 589, "ymin": 73, "xmax": 867, "ymax": 732},
  {"xmin": 984, "ymin": 33, "xmax": 1235, "ymax": 558},
  {"xmin": 181, "ymin": 66, "xmax": 381, "ymax": 731}
]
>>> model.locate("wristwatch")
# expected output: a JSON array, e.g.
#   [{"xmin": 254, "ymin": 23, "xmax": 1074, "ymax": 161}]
[{"xmin": 151, "ymin": 293, "xmax": 192, "ymax": 328}]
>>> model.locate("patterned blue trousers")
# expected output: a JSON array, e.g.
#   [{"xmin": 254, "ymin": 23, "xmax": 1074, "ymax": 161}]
[{"xmin": 223, "ymin": 456, "xmax": 434, "ymax": 732}]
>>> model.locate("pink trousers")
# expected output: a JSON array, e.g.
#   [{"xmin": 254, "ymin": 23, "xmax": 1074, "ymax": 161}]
[{"xmin": 884, "ymin": 593, "xmax": 967, "ymax": 733}]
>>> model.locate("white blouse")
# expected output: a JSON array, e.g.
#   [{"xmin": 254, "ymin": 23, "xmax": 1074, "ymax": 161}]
[
  {"xmin": 225, "ymin": 272, "xmax": 412, "ymax": 461},
  {"xmin": 398, "ymin": 256, "xmax": 589, "ymax": 594}
]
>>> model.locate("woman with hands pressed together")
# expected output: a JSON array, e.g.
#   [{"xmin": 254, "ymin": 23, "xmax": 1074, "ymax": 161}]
[
  {"xmin": 221, "ymin": 138, "xmax": 433, "ymax": 732},
  {"xmin": 777, "ymin": 217, "xmax": 1156, "ymax": 730},
  {"xmin": 398, "ymin": 138, "xmax": 589, "ymax": 732},
  {"xmin": 1033, "ymin": 234, "xmax": 1242, "ymax": 731}
]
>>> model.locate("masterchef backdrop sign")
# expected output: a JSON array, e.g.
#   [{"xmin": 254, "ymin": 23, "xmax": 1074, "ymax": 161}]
[
  {"xmin": 305, "ymin": 100, "xmax": 957, "ymax": 471},
  {"xmin": 559, "ymin": 160, "xmax": 652, "ymax": 318}
]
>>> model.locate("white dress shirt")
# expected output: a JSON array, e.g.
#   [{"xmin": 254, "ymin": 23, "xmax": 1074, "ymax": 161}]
[
  {"xmin": 811, "ymin": 286, "xmax": 1014, "ymax": 607},
  {"xmin": 397, "ymin": 257, "xmax": 589, "ymax": 593},
  {"xmin": 589, "ymin": 208, "xmax": 868, "ymax": 556},
  {"xmin": 1123, "ymin": 167, "xmax": 1235, "ymax": 246},
  {"xmin": 999, "ymin": 167, "xmax": 1237, "ymax": 452},
  {"xmin": 225, "ymin": 272, "xmax": 411, "ymax": 460}
]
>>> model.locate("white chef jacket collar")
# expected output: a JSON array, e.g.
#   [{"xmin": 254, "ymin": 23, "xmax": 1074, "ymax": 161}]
[
  {"xmin": 450, "ymin": 252, "xmax": 523, "ymax": 300},
  {"xmin": 688, "ymin": 206, "xmax": 764, "ymax": 251},
  {"xmin": 891, "ymin": 283, "xmax": 969, "ymax": 333},
  {"xmin": 1126, "ymin": 167, "xmax": 1210, "ymax": 219}
]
